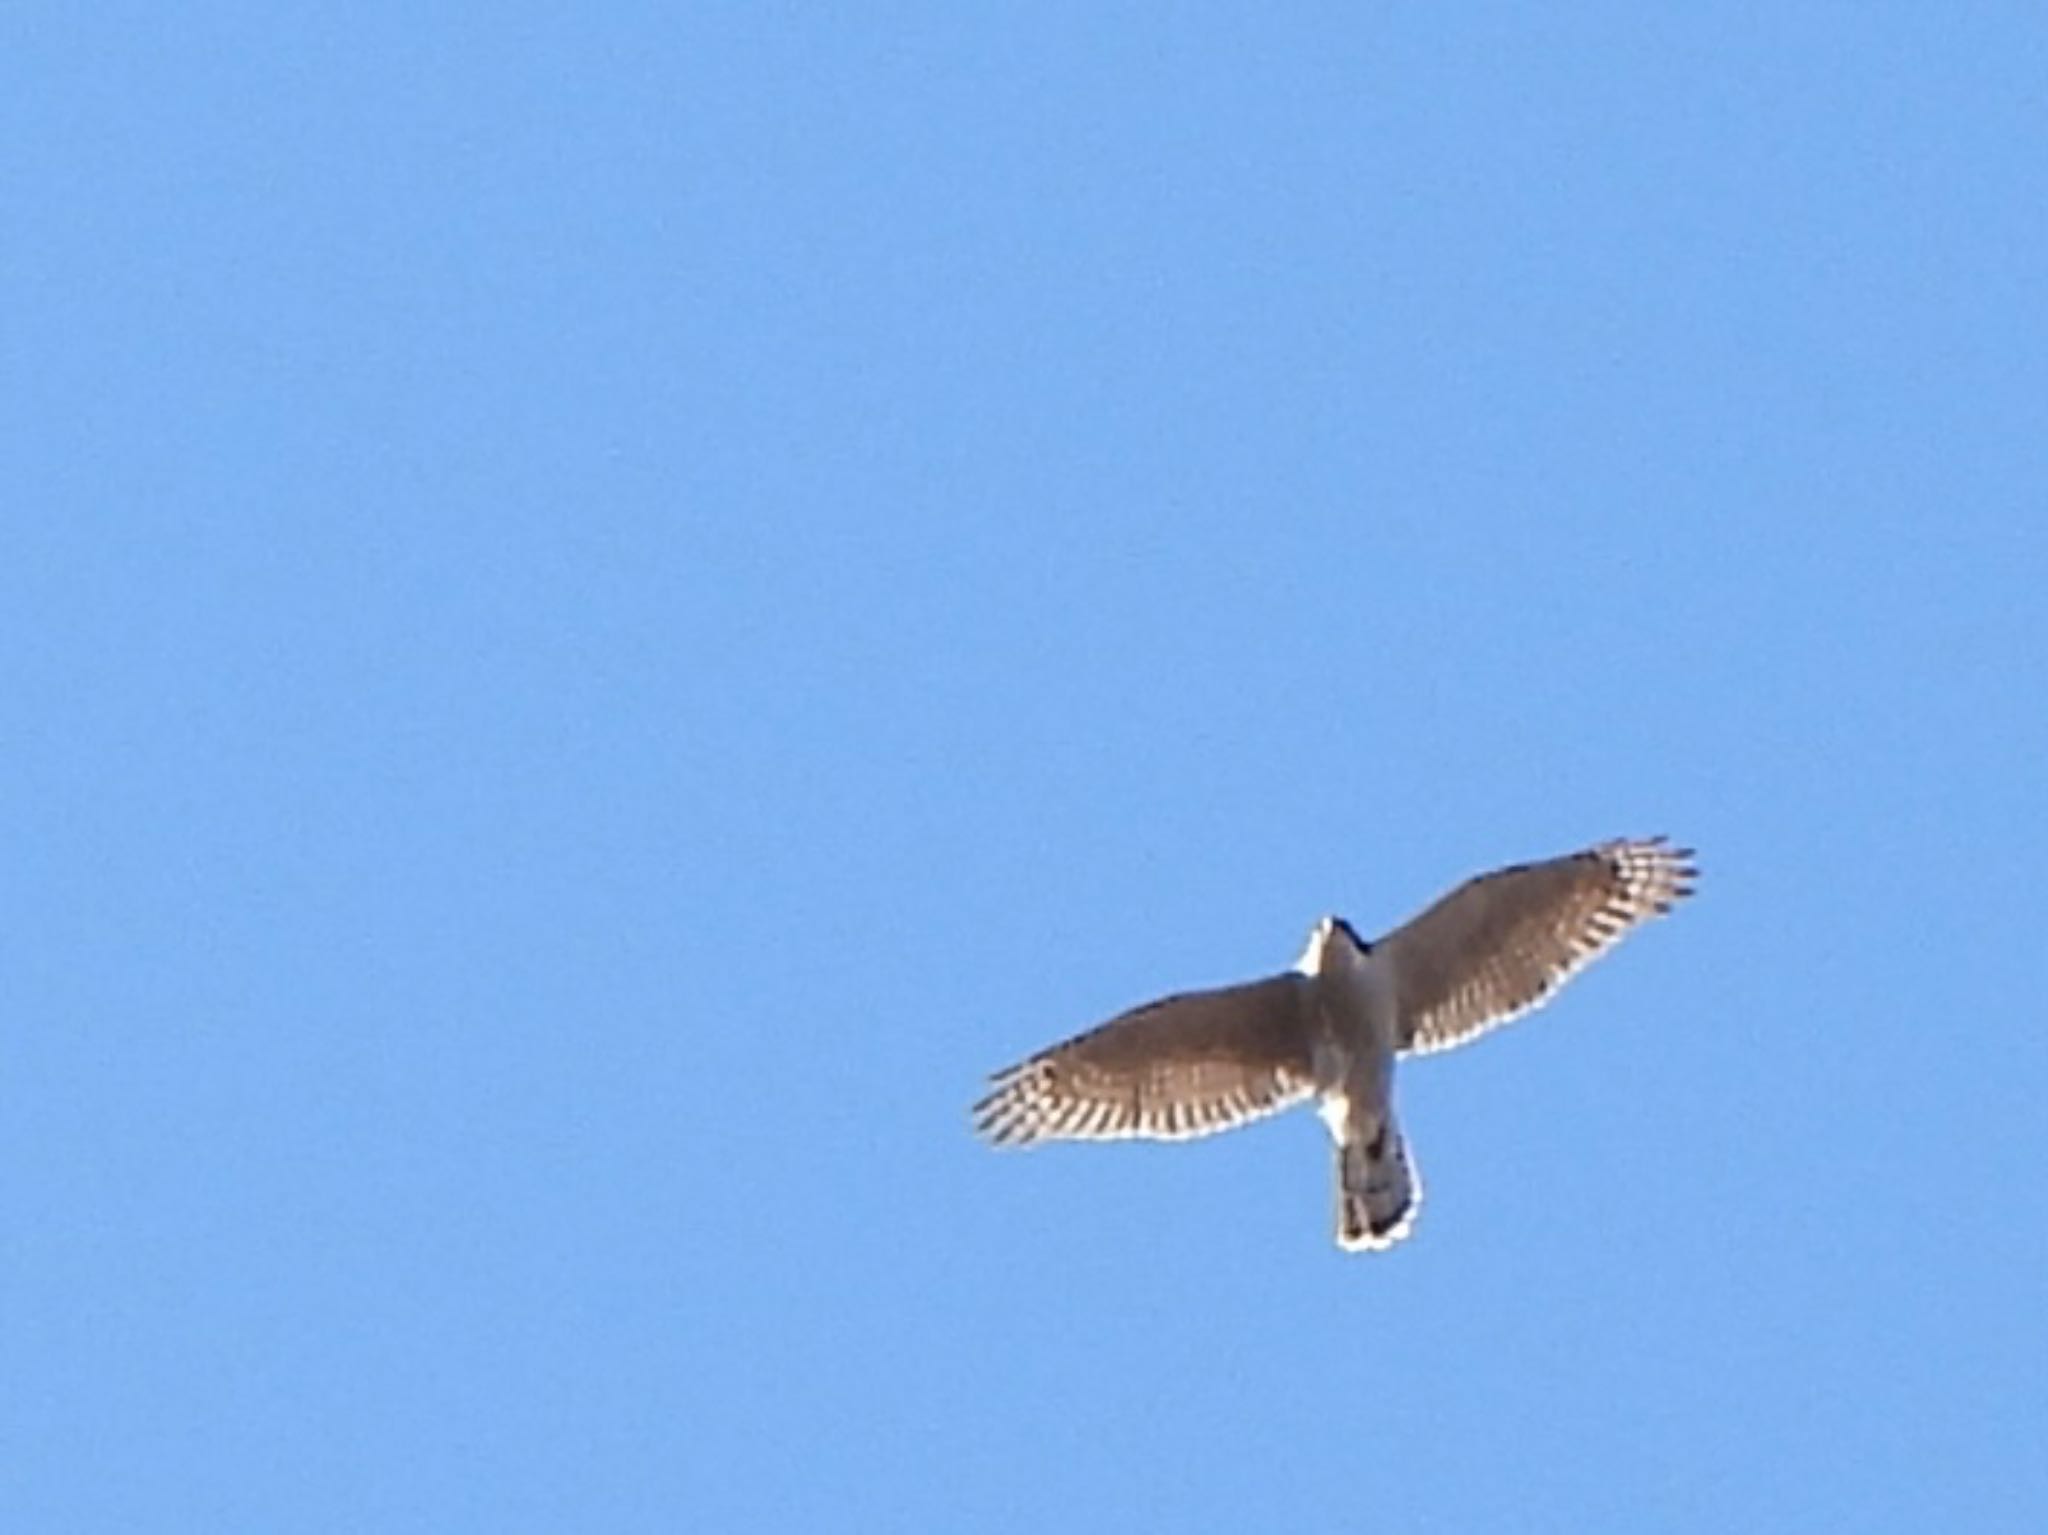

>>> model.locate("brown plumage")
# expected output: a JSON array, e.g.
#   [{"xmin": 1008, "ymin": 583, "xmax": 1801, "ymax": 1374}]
[{"xmin": 973, "ymin": 837, "xmax": 1698, "ymax": 1250}]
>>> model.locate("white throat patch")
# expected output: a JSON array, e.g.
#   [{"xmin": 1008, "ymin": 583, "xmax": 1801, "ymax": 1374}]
[{"xmin": 1294, "ymin": 917, "xmax": 1336, "ymax": 976}]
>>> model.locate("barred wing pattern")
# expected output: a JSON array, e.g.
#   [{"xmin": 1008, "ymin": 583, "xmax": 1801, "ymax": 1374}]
[
  {"xmin": 974, "ymin": 973, "xmax": 1317, "ymax": 1146},
  {"xmin": 1385, "ymin": 837, "xmax": 1697, "ymax": 1057}
]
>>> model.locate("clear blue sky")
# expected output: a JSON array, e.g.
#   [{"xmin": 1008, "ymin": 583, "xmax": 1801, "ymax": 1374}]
[{"xmin": 7, "ymin": 5, "xmax": 2045, "ymax": 1531}]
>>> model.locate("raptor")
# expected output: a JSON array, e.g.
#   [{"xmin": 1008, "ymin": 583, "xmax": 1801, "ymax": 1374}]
[{"xmin": 973, "ymin": 837, "xmax": 1697, "ymax": 1251}]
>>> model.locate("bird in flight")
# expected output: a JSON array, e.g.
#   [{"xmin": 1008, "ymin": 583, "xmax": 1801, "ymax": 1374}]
[{"xmin": 973, "ymin": 837, "xmax": 1697, "ymax": 1251}]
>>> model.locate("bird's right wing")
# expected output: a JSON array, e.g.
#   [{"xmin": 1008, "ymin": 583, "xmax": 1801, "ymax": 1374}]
[{"xmin": 973, "ymin": 973, "xmax": 1317, "ymax": 1146}]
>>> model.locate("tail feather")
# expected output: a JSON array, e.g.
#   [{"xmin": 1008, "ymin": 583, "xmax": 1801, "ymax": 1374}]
[{"xmin": 1337, "ymin": 1119, "xmax": 1421, "ymax": 1252}]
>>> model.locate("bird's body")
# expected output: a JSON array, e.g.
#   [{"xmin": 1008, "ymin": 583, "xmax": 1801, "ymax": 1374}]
[
  {"xmin": 1296, "ymin": 918, "xmax": 1415, "ymax": 1249},
  {"xmin": 973, "ymin": 837, "xmax": 1697, "ymax": 1251}
]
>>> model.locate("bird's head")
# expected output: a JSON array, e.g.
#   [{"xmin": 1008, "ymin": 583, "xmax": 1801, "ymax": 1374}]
[{"xmin": 1296, "ymin": 914, "xmax": 1370, "ymax": 975}]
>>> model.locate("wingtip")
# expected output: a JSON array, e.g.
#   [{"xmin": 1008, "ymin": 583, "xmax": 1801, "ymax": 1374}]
[
  {"xmin": 970, "ymin": 1087, "xmax": 1030, "ymax": 1147},
  {"xmin": 1615, "ymin": 834, "xmax": 1700, "ymax": 907}
]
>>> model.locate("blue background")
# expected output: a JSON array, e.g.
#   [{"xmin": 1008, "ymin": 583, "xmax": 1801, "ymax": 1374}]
[{"xmin": 8, "ymin": 5, "xmax": 2045, "ymax": 1530}]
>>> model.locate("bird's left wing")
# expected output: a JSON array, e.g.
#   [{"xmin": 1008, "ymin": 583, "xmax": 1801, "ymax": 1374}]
[
  {"xmin": 1381, "ymin": 836, "xmax": 1697, "ymax": 1057},
  {"xmin": 973, "ymin": 973, "xmax": 1317, "ymax": 1146}
]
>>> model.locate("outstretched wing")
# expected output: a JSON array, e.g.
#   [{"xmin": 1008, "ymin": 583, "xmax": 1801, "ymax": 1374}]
[
  {"xmin": 973, "ymin": 973, "xmax": 1317, "ymax": 1146},
  {"xmin": 1382, "ymin": 837, "xmax": 1697, "ymax": 1057}
]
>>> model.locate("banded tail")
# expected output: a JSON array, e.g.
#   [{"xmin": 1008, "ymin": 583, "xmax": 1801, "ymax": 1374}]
[{"xmin": 1337, "ymin": 1118, "xmax": 1421, "ymax": 1252}]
